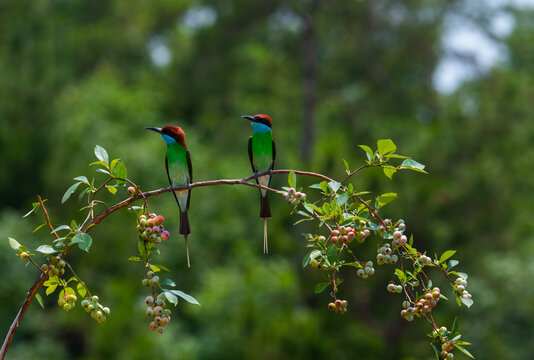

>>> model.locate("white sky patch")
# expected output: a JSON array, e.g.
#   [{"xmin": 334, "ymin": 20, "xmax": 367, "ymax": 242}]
[
  {"xmin": 181, "ymin": 6, "xmax": 217, "ymax": 31},
  {"xmin": 433, "ymin": 0, "xmax": 533, "ymax": 93},
  {"xmin": 147, "ymin": 36, "xmax": 171, "ymax": 68}
]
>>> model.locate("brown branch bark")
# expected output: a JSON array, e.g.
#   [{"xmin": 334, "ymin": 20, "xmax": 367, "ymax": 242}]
[{"xmin": 0, "ymin": 168, "xmax": 342, "ymax": 359}]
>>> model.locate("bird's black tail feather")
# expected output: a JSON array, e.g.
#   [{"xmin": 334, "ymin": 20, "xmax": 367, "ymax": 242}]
[
  {"xmin": 179, "ymin": 210, "xmax": 191, "ymax": 236},
  {"xmin": 260, "ymin": 193, "xmax": 272, "ymax": 219}
]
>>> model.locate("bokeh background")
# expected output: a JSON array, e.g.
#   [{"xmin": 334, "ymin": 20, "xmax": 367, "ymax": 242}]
[{"xmin": 2, "ymin": 0, "xmax": 534, "ymax": 359}]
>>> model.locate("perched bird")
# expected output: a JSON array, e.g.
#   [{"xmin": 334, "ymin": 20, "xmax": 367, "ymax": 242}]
[
  {"xmin": 145, "ymin": 126, "xmax": 193, "ymax": 267},
  {"xmin": 242, "ymin": 114, "xmax": 276, "ymax": 253}
]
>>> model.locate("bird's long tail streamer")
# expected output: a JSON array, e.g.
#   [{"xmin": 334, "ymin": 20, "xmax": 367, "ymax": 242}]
[
  {"xmin": 263, "ymin": 218, "xmax": 268, "ymax": 254},
  {"xmin": 185, "ymin": 235, "xmax": 190, "ymax": 268}
]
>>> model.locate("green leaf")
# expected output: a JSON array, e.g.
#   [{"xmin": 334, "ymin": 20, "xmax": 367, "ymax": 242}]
[
  {"xmin": 35, "ymin": 293, "xmax": 44, "ymax": 309},
  {"xmin": 456, "ymin": 272, "xmax": 468, "ymax": 280},
  {"xmin": 288, "ymin": 170, "xmax": 296, "ymax": 189},
  {"xmin": 439, "ymin": 250, "xmax": 457, "ymax": 264},
  {"xmin": 94, "ymin": 145, "xmax": 109, "ymax": 165},
  {"xmin": 113, "ymin": 160, "xmax": 127, "ymax": 181},
  {"xmin": 455, "ymin": 344, "xmax": 475, "ymax": 359},
  {"xmin": 152, "ymin": 264, "xmax": 171, "ymax": 272},
  {"xmin": 71, "ymin": 232, "xmax": 92, "ymax": 252},
  {"xmin": 89, "ymin": 160, "xmax": 107, "ymax": 167},
  {"xmin": 308, "ymin": 183, "xmax": 322, "ymax": 190},
  {"xmin": 319, "ymin": 181, "xmax": 329, "ymax": 193},
  {"xmin": 343, "ymin": 262, "xmax": 363, "ymax": 269},
  {"xmin": 160, "ymin": 279, "xmax": 176, "ymax": 287},
  {"xmin": 106, "ymin": 185, "xmax": 117, "ymax": 195},
  {"xmin": 326, "ymin": 245, "xmax": 338, "ymax": 263},
  {"xmin": 35, "ymin": 245, "xmax": 58, "ymax": 254},
  {"xmin": 358, "ymin": 145, "xmax": 374, "ymax": 161},
  {"xmin": 168, "ymin": 290, "xmax": 200, "ymax": 305},
  {"xmin": 302, "ymin": 250, "xmax": 321, "ymax": 268},
  {"xmin": 23, "ymin": 204, "xmax": 39, "ymax": 218},
  {"xmin": 8, "ymin": 237, "xmax": 24, "ymax": 252},
  {"xmin": 77, "ymin": 282, "xmax": 87, "ymax": 298},
  {"xmin": 46, "ymin": 284, "xmax": 58, "ymax": 295},
  {"xmin": 336, "ymin": 192, "xmax": 349, "ymax": 207},
  {"xmin": 303, "ymin": 203, "xmax": 322, "ymax": 214},
  {"xmin": 62, "ymin": 182, "xmax": 81, "ymax": 204},
  {"xmin": 73, "ymin": 176, "xmax": 89, "ymax": 184},
  {"xmin": 401, "ymin": 159, "xmax": 428, "ymax": 173},
  {"xmin": 378, "ymin": 192, "xmax": 398, "ymax": 206},
  {"xmin": 328, "ymin": 181, "xmax": 341, "ymax": 193},
  {"xmin": 163, "ymin": 291, "xmax": 178, "ymax": 306},
  {"xmin": 314, "ymin": 282, "xmax": 330, "ymax": 294},
  {"xmin": 383, "ymin": 167, "xmax": 397, "ymax": 179},
  {"xmin": 33, "ymin": 224, "xmax": 46, "ymax": 233},
  {"xmin": 395, "ymin": 268, "xmax": 407, "ymax": 283},
  {"xmin": 51, "ymin": 225, "xmax": 72, "ymax": 233},
  {"xmin": 451, "ymin": 316, "xmax": 459, "ymax": 334},
  {"xmin": 447, "ymin": 259, "xmax": 459, "ymax": 270},
  {"xmin": 44, "ymin": 276, "xmax": 59, "ymax": 286},
  {"xmin": 460, "ymin": 297, "xmax": 473, "ymax": 308},
  {"xmin": 128, "ymin": 256, "xmax": 143, "ymax": 262},
  {"xmin": 377, "ymin": 139, "xmax": 396, "ymax": 157},
  {"xmin": 342, "ymin": 159, "xmax": 350, "ymax": 173},
  {"xmin": 96, "ymin": 168, "xmax": 110, "ymax": 175}
]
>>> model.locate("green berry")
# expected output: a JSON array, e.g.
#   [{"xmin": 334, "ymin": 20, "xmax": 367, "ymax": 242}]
[{"xmin": 154, "ymin": 306, "xmax": 163, "ymax": 315}]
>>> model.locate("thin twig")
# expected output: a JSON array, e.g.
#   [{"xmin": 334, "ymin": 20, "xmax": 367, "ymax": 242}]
[
  {"xmin": 65, "ymin": 261, "xmax": 91, "ymax": 298},
  {"xmin": 37, "ymin": 196, "xmax": 60, "ymax": 240}
]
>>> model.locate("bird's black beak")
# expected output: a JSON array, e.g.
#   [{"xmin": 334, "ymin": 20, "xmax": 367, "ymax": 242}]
[
  {"xmin": 241, "ymin": 115, "xmax": 256, "ymax": 122},
  {"xmin": 145, "ymin": 127, "xmax": 162, "ymax": 133}
]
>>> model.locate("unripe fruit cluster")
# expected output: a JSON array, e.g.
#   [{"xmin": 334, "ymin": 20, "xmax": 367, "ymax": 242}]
[
  {"xmin": 48, "ymin": 255, "xmax": 66, "ymax": 277},
  {"xmin": 141, "ymin": 269, "xmax": 160, "ymax": 287},
  {"xmin": 308, "ymin": 258, "xmax": 324, "ymax": 270},
  {"xmin": 331, "ymin": 225, "xmax": 370, "ymax": 245},
  {"xmin": 400, "ymin": 287, "xmax": 441, "ymax": 321},
  {"xmin": 376, "ymin": 244, "xmax": 398, "ymax": 265},
  {"xmin": 328, "ymin": 299, "xmax": 348, "ymax": 314},
  {"xmin": 81, "ymin": 295, "xmax": 110, "ymax": 324},
  {"xmin": 356, "ymin": 261, "xmax": 375, "ymax": 279},
  {"xmin": 391, "ymin": 230, "xmax": 408, "ymax": 248},
  {"xmin": 137, "ymin": 213, "xmax": 170, "ymax": 244},
  {"xmin": 146, "ymin": 293, "xmax": 172, "ymax": 334},
  {"xmin": 416, "ymin": 254, "xmax": 433, "ymax": 267},
  {"xmin": 387, "ymin": 282, "xmax": 403, "ymax": 293},
  {"xmin": 454, "ymin": 277, "xmax": 472, "ymax": 299},
  {"xmin": 432, "ymin": 326, "xmax": 455, "ymax": 359},
  {"xmin": 58, "ymin": 292, "xmax": 77, "ymax": 312},
  {"xmin": 282, "ymin": 187, "xmax": 307, "ymax": 206}
]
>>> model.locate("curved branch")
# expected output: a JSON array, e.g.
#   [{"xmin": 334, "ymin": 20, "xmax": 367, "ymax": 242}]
[{"xmin": 1, "ymin": 168, "xmax": 341, "ymax": 359}]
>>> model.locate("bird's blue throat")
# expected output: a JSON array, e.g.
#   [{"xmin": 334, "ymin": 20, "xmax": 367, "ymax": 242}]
[
  {"xmin": 161, "ymin": 134, "xmax": 176, "ymax": 145},
  {"xmin": 251, "ymin": 122, "xmax": 271, "ymax": 133}
]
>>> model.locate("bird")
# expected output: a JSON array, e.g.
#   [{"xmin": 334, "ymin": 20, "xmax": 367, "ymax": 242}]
[
  {"xmin": 242, "ymin": 114, "xmax": 276, "ymax": 254},
  {"xmin": 145, "ymin": 126, "xmax": 193, "ymax": 267}
]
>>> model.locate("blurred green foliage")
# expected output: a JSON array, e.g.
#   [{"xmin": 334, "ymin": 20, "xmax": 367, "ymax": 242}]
[{"xmin": 1, "ymin": 0, "xmax": 534, "ymax": 359}]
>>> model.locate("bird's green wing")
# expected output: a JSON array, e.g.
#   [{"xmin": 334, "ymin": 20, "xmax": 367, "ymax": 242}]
[
  {"xmin": 165, "ymin": 156, "xmax": 182, "ymax": 211},
  {"xmin": 248, "ymin": 136, "xmax": 256, "ymax": 173},
  {"xmin": 268, "ymin": 139, "xmax": 276, "ymax": 187},
  {"xmin": 186, "ymin": 150, "xmax": 192, "ymax": 210}
]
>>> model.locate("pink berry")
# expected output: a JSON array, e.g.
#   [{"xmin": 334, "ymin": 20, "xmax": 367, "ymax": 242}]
[
  {"xmin": 155, "ymin": 215, "xmax": 164, "ymax": 225},
  {"xmin": 161, "ymin": 231, "xmax": 170, "ymax": 241}
]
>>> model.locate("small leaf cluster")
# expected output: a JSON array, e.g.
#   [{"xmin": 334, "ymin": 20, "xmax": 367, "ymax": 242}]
[{"xmin": 291, "ymin": 140, "xmax": 474, "ymax": 358}]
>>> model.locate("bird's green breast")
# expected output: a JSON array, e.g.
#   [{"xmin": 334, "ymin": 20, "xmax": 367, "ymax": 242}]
[
  {"xmin": 166, "ymin": 143, "xmax": 190, "ymax": 210},
  {"xmin": 252, "ymin": 131, "xmax": 273, "ymax": 172},
  {"xmin": 166, "ymin": 143, "xmax": 189, "ymax": 185}
]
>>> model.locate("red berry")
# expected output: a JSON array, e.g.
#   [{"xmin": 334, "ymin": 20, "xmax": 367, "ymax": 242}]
[
  {"xmin": 149, "ymin": 321, "xmax": 158, "ymax": 330},
  {"xmin": 155, "ymin": 215, "xmax": 165, "ymax": 225},
  {"xmin": 328, "ymin": 303, "xmax": 335, "ymax": 311},
  {"xmin": 128, "ymin": 187, "xmax": 136, "ymax": 196}
]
